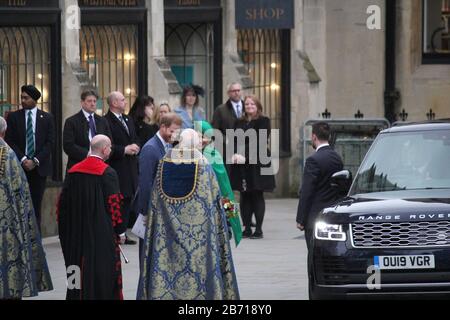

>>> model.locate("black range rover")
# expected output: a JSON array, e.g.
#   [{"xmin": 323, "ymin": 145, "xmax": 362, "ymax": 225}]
[{"xmin": 309, "ymin": 122, "xmax": 450, "ymax": 299}]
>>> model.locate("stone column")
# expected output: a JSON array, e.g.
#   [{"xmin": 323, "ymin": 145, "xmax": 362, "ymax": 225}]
[
  {"xmin": 146, "ymin": 0, "xmax": 181, "ymax": 108},
  {"xmin": 221, "ymin": 0, "xmax": 252, "ymax": 97},
  {"xmin": 61, "ymin": 0, "xmax": 83, "ymax": 120},
  {"xmin": 60, "ymin": 0, "xmax": 84, "ymax": 173}
]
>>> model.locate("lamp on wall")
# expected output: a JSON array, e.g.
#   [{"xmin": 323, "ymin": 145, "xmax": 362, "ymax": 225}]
[{"xmin": 124, "ymin": 53, "xmax": 134, "ymax": 61}]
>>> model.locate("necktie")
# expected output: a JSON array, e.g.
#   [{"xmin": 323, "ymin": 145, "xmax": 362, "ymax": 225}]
[
  {"xmin": 236, "ymin": 104, "xmax": 242, "ymax": 118},
  {"xmin": 119, "ymin": 115, "xmax": 130, "ymax": 135},
  {"xmin": 26, "ymin": 110, "xmax": 35, "ymax": 158},
  {"xmin": 88, "ymin": 114, "xmax": 96, "ymax": 138},
  {"xmin": 165, "ymin": 143, "xmax": 170, "ymax": 153}
]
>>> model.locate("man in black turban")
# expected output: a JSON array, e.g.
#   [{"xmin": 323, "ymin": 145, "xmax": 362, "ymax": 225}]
[
  {"xmin": 5, "ymin": 84, "xmax": 55, "ymax": 230},
  {"xmin": 21, "ymin": 85, "xmax": 42, "ymax": 102}
]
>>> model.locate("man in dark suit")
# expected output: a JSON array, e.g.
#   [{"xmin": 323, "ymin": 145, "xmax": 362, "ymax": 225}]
[
  {"xmin": 296, "ymin": 122, "xmax": 343, "ymax": 250},
  {"xmin": 63, "ymin": 90, "xmax": 112, "ymax": 171},
  {"xmin": 137, "ymin": 113, "xmax": 182, "ymax": 259},
  {"xmin": 105, "ymin": 91, "xmax": 140, "ymax": 245},
  {"xmin": 5, "ymin": 85, "xmax": 55, "ymax": 228},
  {"xmin": 212, "ymin": 82, "xmax": 244, "ymax": 166}
]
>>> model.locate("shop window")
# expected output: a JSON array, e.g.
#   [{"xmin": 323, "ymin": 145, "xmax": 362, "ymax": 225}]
[{"xmin": 238, "ymin": 29, "xmax": 291, "ymax": 156}]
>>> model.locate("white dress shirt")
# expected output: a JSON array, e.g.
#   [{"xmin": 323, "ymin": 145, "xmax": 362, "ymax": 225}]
[{"xmin": 316, "ymin": 143, "xmax": 330, "ymax": 152}]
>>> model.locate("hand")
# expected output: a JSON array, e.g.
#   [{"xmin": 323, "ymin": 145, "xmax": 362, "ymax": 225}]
[
  {"xmin": 118, "ymin": 234, "xmax": 126, "ymax": 245},
  {"xmin": 22, "ymin": 159, "xmax": 36, "ymax": 172},
  {"xmin": 231, "ymin": 154, "xmax": 246, "ymax": 164},
  {"xmin": 297, "ymin": 223, "xmax": 305, "ymax": 231},
  {"xmin": 125, "ymin": 144, "xmax": 140, "ymax": 156}
]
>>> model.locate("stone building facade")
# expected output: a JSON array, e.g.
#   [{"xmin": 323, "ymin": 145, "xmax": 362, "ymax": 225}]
[{"xmin": 0, "ymin": 0, "xmax": 449, "ymax": 236}]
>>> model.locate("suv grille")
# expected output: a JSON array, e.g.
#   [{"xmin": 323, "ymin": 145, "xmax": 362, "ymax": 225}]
[{"xmin": 351, "ymin": 221, "xmax": 450, "ymax": 248}]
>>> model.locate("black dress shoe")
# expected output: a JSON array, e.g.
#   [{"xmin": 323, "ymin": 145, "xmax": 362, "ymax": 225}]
[
  {"xmin": 124, "ymin": 236, "xmax": 137, "ymax": 245},
  {"xmin": 250, "ymin": 231, "xmax": 263, "ymax": 239},
  {"xmin": 242, "ymin": 228, "xmax": 253, "ymax": 238}
]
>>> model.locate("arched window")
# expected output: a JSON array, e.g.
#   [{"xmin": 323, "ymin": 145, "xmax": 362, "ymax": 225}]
[
  {"xmin": 165, "ymin": 23, "xmax": 215, "ymax": 119},
  {"xmin": 238, "ymin": 29, "xmax": 291, "ymax": 155},
  {"xmin": 80, "ymin": 25, "xmax": 138, "ymax": 114},
  {"xmin": 0, "ymin": 27, "xmax": 51, "ymax": 116}
]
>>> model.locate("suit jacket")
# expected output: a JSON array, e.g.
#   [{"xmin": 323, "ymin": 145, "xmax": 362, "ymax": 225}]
[
  {"xmin": 104, "ymin": 111, "xmax": 139, "ymax": 198},
  {"xmin": 5, "ymin": 108, "xmax": 55, "ymax": 177},
  {"xmin": 63, "ymin": 110, "xmax": 112, "ymax": 171},
  {"xmin": 212, "ymin": 100, "xmax": 242, "ymax": 163},
  {"xmin": 137, "ymin": 134, "xmax": 166, "ymax": 216},
  {"xmin": 296, "ymin": 146, "xmax": 344, "ymax": 229}
]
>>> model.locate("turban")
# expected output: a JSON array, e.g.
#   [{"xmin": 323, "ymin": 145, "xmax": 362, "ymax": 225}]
[{"xmin": 21, "ymin": 85, "xmax": 41, "ymax": 102}]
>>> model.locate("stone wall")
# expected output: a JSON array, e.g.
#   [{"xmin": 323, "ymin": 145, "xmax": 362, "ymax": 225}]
[{"xmin": 396, "ymin": 0, "xmax": 450, "ymax": 121}]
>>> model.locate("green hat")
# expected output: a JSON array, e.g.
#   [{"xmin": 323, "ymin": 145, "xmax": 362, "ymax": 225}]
[{"xmin": 196, "ymin": 120, "xmax": 214, "ymax": 137}]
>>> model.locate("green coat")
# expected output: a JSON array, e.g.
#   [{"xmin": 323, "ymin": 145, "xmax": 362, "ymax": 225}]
[{"xmin": 198, "ymin": 121, "xmax": 242, "ymax": 247}]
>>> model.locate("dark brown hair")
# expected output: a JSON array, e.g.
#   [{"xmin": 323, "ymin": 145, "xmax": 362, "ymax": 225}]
[
  {"xmin": 181, "ymin": 86, "xmax": 199, "ymax": 107},
  {"xmin": 312, "ymin": 122, "xmax": 331, "ymax": 141},
  {"xmin": 129, "ymin": 95, "xmax": 155, "ymax": 123},
  {"xmin": 81, "ymin": 90, "xmax": 99, "ymax": 101}
]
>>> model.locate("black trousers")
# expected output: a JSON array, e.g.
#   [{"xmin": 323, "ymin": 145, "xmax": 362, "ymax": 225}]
[
  {"xmin": 305, "ymin": 228, "xmax": 314, "ymax": 252},
  {"xmin": 25, "ymin": 169, "xmax": 47, "ymax": 231},
  {"xmin": 240, "ymin": 191, "xmax": 265, "ymax": 232}
]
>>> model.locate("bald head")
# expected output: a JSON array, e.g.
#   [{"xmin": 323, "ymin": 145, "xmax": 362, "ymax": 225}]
[
  {"xmin": 0, "ymin": 116, "xmax": 6, "ymax": 138},
  {"xmin": 90, "ymin": 135, "xmax": 112, "ymax": 160},
  {"xmin": 179, "ymin": 129, "xmax": 201, "ymax": 150},
  {"xmin": 107, "ymin": 91, "xmax": 126, "ymax": 114}
]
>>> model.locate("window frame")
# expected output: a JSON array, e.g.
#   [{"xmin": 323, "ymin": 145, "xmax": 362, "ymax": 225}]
[{"xmin": 422, "ymin": 0, "xmax": 450, "ymax": 64}]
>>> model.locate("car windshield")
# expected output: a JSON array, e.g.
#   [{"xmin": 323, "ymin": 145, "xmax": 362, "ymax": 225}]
[{"xmin": 350, "ymin": 129, "xmax": 450, "ymax": 195}]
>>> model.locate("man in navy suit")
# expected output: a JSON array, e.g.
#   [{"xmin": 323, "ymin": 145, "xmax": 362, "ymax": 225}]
[
  {"xmin": 296, "ymin": 122, "xmax": 343, "ymax": 250},
  {"xmin": 137, "ymin": 113, "xmax": 182, "ymax": 258},
  {"xmin": 5, "ymin": 85, "xmax": 55, "ymax": 229},
  {"xmin": 63, "ymin": 90, "xmax": 112, "ymax": 171},
  {"xmin": 105, "ymin": 91, "xmax": 140, "ymax": 245}
]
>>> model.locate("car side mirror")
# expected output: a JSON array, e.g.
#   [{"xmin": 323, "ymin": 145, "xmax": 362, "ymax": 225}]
[{"xmin": 331, "ymin": 170, "xmax": 353, "ymax": 197}]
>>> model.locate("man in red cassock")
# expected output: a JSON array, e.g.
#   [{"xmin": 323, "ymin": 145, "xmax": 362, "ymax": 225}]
[{"xmin": 58, "ymin": 134, "xmax": 126, "ymax": 300}]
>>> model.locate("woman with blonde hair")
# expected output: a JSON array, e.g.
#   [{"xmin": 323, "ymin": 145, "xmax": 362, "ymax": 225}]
[{"xmin": 152, "ymin": 101, "xmax": 172, "ymax": 126}]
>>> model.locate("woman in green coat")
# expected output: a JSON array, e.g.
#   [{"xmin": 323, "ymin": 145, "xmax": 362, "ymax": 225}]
[{"xmin": 198, "ymin": 120, "xmax": 242, "ymax": 246}]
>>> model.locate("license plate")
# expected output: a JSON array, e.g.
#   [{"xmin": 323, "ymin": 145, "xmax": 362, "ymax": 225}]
[{"xmin": 374, "ymin": 255, "xmax": 435, "ymax": 270}]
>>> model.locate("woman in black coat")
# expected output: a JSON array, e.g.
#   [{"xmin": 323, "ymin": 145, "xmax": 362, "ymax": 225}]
[
  {"xmin": 229, "ymin": 95, "xmax": 276, "ymax": 239},
  {"xmin": 129, "ymin": 95, "xmax": 159, "ymax": 147}
]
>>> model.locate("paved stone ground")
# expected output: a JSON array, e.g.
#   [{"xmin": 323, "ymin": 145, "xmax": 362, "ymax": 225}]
[{"xmin": 27, "ymin": 199, "xmax": 308, "ymax": 300}]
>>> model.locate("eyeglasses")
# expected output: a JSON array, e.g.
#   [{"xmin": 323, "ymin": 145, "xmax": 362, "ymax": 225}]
[{"xmin": 229, "ymin": 89, "xmax": 241, "ymax": 93}]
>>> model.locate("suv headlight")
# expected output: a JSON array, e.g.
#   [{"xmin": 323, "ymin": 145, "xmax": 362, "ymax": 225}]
[{"xmin": 315, "ymin": 222, "xmax": 347, "ymax": 241}]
